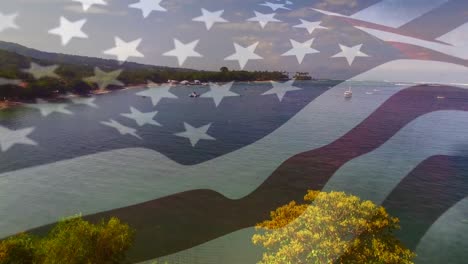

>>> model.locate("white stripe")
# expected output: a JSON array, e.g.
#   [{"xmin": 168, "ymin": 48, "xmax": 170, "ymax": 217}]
[
  {"xmin": 313, "ymin": 0, "xmax": 448, "ymax": 28},
  {"xmin": 351, "ymin": 0, "xmax": 449, "ymax": 28},
  {"xmin": 437, "ymin": 22, "xmax": 468, "ymax": 47},
  {"xmin": 140, "ymin": 228, "xmax": 261, "ymax": 264},
  {"xmin": 0, "ymin": 84, "xmax": 402, "ymax": 238},
  {"xmin": 416, "ymin": 198, "xmax": 468, "ymax": 264},
  {"xmin": 356, "ymin": 26, "xmax": 468, "ymax": 60},
  {"xmin": 0, "ymin": 60, "xmax": 467, "ymax": 239},
  {"xmin": 310, "ymin": 8, "xmax": 348, "ymax": 18},
  {"xmin": 323, "ymin": 110, "xmax": 468, "ymax": 204},
  {"xmin": 146, "ymin": 110, "xmax": 468, "ymax": 264},
  {"xmin": 141, "ymin": 195, "xmax": 468, "ymax": 264}
]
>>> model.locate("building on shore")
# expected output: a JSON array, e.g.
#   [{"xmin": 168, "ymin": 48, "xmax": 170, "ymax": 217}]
[{"xmin": 293, "ymin": 72, "xmax": 313, "ymax": 81}]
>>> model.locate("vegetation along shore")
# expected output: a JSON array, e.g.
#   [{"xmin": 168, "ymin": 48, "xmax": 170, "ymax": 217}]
[{"xmin": 0, "ymin": 41, "xmax": 295, "ymax": 103}]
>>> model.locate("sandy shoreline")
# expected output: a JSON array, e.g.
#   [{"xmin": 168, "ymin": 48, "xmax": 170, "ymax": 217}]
[
  {"xmin": 0, "ymin": 80, "xmax": 283, "ymax": 110},
  {"xmin": 0, "ymin": 84, "xmax": 148, "ymax": 110},
  {"xmin": 0, "ymin": 101, "xmax": 22, "ymax": 110}
]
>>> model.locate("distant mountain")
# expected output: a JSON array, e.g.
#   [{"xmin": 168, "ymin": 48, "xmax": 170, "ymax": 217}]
[{"xmin": 0, "ymin": 40, "xmax": 192, "ymax": 72}]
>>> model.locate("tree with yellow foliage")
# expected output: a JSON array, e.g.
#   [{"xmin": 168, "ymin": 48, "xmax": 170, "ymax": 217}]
[{"xmin": 252, "ymin": 191, "xmax": 416, "ymax": 264}]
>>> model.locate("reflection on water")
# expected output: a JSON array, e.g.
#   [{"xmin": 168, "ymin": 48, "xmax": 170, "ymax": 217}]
[{"xmin": 0, "ymin": 81, "xmax": 467, "ymax": 263}]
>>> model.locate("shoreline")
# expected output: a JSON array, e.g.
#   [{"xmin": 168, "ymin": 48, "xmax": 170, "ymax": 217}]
[
  {"xmin": 0, "ymin": 79, "xmax": 324, "ymax": 110},
  {"xmin": 0, "ymin": 83, "xmax": 149, "ymax": 110},
  {"xmin": 0, "ymin": 100, "xmax": 22, "ymax": 110}
]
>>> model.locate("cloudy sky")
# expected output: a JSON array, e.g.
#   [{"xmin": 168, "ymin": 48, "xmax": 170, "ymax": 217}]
[{"xmin": 0, "ymin": 0, "xmax": 467, "ymax": 80}]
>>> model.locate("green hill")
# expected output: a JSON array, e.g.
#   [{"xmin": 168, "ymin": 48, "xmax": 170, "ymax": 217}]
[
  {"xmin": 0, "ymin": 41, "xmax": 288, "ymax": 100},
  {"xmin": 0, "ymin": 40, "xmax": 186, "ymax": 72}
]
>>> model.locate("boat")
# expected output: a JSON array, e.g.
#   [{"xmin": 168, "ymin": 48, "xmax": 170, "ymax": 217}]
[
  {"xmin": 189, "ymin": 92, "xmax": 200, "ymax": 98},
  {"xmin": 344, "ymin": 87, "xmax": 353, "ymax": 98}
]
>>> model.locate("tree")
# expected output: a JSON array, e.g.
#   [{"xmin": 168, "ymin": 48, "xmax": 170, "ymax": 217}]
[
  {"xmin": 0, "ymin": 233, "xmax": 36, "ymax": 264},
  {"xmin": 220, "ymin": 66, "xmax": 229, "ymax": 73},
  {"xmin": 0, "ymin": 216, "xmax": 134, "ymax": 264},
  {"xmin": 252, "ymin": 191, "xmax": 416, "ymax": 264}
]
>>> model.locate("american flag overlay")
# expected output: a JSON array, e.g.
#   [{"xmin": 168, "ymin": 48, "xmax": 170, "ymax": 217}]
[{"xmin": 0, "ymin": 0, "xmax": 468, "ymax": 263}]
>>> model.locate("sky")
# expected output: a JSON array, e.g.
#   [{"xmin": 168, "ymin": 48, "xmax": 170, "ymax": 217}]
[{"xmin": 0, "ymin": 0, "xmax": 467, "ymax": 80}]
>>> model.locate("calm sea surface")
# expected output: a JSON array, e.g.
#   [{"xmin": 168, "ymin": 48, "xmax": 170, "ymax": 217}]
[{"xmin": 0, "ymin": 81, "xmax": 467, "ymax": 264}]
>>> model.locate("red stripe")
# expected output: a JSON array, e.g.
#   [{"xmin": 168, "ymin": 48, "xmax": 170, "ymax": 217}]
[
  {"xmin": 28, "ymin": 85, "xmax": 468, "ymax": 262},
  {"xmin": 399, "ymin": 0, "xmax": 468, "ymax": 40},
  {"xmin": 383, "ymin": 155, "xmax": 468, "ymax": 249}
]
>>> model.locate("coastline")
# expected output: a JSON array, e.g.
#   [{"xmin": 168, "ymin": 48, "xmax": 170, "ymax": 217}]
[
  {"xmin": 0, "ymin": 83, "xmax": 149, "ymax": 110},
  {"xmin": 0, "ymin": 79, "xmax": 314, "ymax": 110},
  {"xmin": 0, "ymin": 100, "xmax": 22, "ymax": 110}
]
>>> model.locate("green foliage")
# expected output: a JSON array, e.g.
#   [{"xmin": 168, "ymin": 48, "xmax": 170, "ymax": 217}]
[
  {"xmin": 0, "ymin": 48, "xmax": 289, "ymax": 100},
  {"xmin": 253, "ymin": 191, "xmax": 416, "ymax": 264},
  {"xmin": 0, "ymin": 233, "xmax": 37, "ymax": 264},
  {"xmin": 0, "ymin": 216, "xmax": 134, "ymax": 264}
]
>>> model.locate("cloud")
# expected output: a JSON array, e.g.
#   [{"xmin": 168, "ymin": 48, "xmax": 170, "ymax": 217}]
[
  {"xmin": 315, "ymin": 0, "xmax": 358, "ymax": 10},
  {"xmin": 283, "ymin": 7, "xmax": 316, "ymax": 18},
  {"xmin": 64, "ymin": 4, "xmax": 127, "ymax": 16},
  {"xmin": 162, "ymin": 0, "xmax": 196, "ymax": 12},
  {"xmin": 217, "ymin": 22, "xmax": 291, "ymax": 33},
  {"xmin": 231, "ymin": 35, "xmax": 279, "ymax": 58}
]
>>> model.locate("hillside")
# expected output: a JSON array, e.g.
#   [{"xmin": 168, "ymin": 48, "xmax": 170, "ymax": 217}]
[
  {"xmin": 0, "ymin": 41, "xmax": 288, "ymax": 100},
  {"xmin": 0, "ymin": 40, "xmax": 188, "ymax": 72}
]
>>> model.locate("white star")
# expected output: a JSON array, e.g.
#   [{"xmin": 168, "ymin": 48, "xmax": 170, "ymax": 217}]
[
  {"xmin": 72, "ymin": 0, "xmax": 107, "ymax": 11},
  {"xmin": 163, "ymin": 39, "xmax": 202, "ymax": 66},
  {"xmin": 331, "ymin": 44, "xmax": 369, "ymax": 66},
  {"xmin": 26, "ymin": 99, "xmax": 73, "ymax": 117},
  {"xmin": 282, "ymin": 38, "xmax": 319, "ymax": 64},
  {"xmin": 129, "ymin": 0, "xmax": 167, "ymax": 18},
  {"xmin": 101, "ymin": 119, "xmax": 141, "ymax": 139},
  {"xmin": 137, "ymin": 82, "xmax": 178, "ymax": 106},
  {"xmin": 201, "ymin": 82, "xmax": 239, "ymax": 107},
  {"xmin": 247, "ymin": 11, "xmax": 281, "ymax": 28},
  {"xmin": 48, "ymin": 17, "xmax": 88, "ymax": 46},
  {"xmin": 175, "ymin": 123, "xmax": 215, "ymax": 147},
  {"xmin": 262, "ymin": 80, "xmax": 301, "ymax": 102},
  {"xmin": 84, "ymin": 67, "xmax": 124, "ymax": 90},
  {"xmin": 0, "ymin": 12, "xmax": 19, "ymax": 32},
  {"xmin": 121, "ymin": 107, "xmax": 161, "ymax": 127},
  {"xmin": 103, "ymin": 37, "xmax": 144, "ymax": 63},
  {"xmin": 0, "ymin": 126, "xmax": 37, "ymax": 152},
  {"xmin": 193, "ymin": 8, "xmax": 228, "ymax": 30},
  {"xmin": 22, "ymin": 62, "xmax": 60, "ymax": 80},
  {"xmin": 224, "ymin": 42, "xmax": 263, "ymax": 70},
  {"xmin": 259, "ymin": 1, "xmax": 290, "ymax": 11},
  {"xmin": 293, "ymin": 19, "xmax": 327, "ymax": 34},
  {"xmin": 71, "ymin": 97, "xmax": 98, "ymax": 108}
]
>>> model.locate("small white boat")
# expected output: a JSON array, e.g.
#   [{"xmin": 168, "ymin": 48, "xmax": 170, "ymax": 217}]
[
  {"xmin": 344, "ymin": 87, "xmax": 353, "ymax": 98},
  {"xmin": 189, "ymin": 92, "xmax": 200, "ymax": 98}
]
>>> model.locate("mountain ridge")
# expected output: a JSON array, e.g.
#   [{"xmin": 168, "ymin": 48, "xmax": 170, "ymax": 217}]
[{"xmin": 0, "ymin": 40, "xmax": 194, "ymax": 72}]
